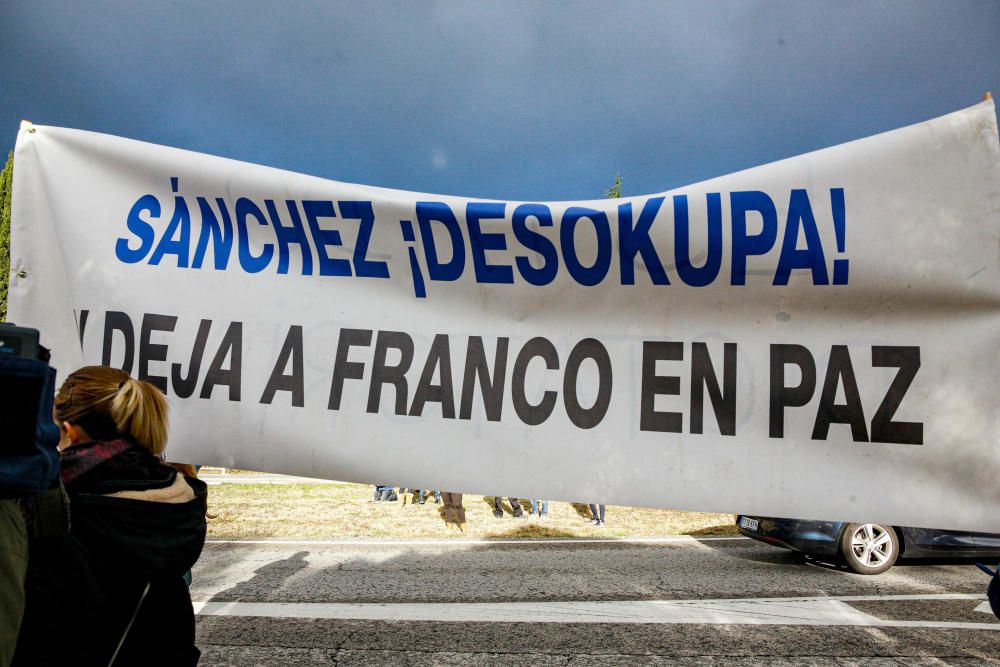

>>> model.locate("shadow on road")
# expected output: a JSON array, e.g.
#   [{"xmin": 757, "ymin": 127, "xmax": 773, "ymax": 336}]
[{"xmin": 209, "ymin": 550, "xmax": 311, "ymax": 602}]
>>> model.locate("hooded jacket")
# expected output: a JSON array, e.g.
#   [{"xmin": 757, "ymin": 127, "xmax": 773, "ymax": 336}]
[{"xmin": 13, "ymin": 439, "xmax": 207, "ymax": 667}]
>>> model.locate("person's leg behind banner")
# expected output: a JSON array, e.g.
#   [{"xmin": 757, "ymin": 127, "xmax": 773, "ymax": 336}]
[
  {"xmin": 509, "ymin": 497, "xmax": 524, "ymax": 518},
  {"xmin": 453, "ymin": 493, "xmax": 466, "ymax": 532},
  {"xmin": 530, "ymin": 499, "xmax": 549, "ymax": 518},
  {"xmin": 441, "ymin": 492, "xmax": 457, "ymax": 528},
  {"xmin": 589, "ymin": 504, "xmax": 606, "ymax": 526}
]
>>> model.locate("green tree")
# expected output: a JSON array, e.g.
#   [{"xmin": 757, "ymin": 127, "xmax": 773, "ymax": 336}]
[
  {"xmin": 604, "ymin": 173, "xmax": 622, "ymax": 199},
  {"xmin": 0, "ymin": 151, "xmax": 12, "ymax": 321}
]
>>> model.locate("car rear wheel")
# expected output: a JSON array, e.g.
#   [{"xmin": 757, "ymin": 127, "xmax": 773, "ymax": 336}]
[{"xmin": 839, "ymin": 523, "xmax": 899, "ymax": 574}]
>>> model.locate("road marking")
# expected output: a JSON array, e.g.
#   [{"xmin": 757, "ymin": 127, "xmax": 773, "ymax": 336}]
[
  {"xmin": 206, "ymin": 536, "xmax": 749, "ymax": 546},
  {"xmin": 975, "ymin": 600, "xmax": 995, "ymax": 614},
  {"xmin": 193, "ymin": 593, "xmax": 996, "ymax": 629}
]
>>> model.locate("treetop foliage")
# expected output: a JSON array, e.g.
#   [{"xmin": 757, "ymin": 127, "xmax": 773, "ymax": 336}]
[{"xmin": 604, "ymin": 173, "xmax": 622, "ymax": 199}]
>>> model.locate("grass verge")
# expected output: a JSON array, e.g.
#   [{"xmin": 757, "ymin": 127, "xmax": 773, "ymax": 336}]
[{"xmin": 206, "ymin": 482, "xmax": 738, "ymax": 540}]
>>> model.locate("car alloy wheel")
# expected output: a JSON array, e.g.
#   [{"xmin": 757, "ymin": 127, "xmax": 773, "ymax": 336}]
[{"xmin": 839, "ymin": 522, "xmax": 899, "ymax": 574}]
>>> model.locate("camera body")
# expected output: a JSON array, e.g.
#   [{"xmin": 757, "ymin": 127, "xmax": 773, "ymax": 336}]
[
  {"xmin": 0, "ymin": 323, "xmax": 40, "ymax": 359},
  {"xmin": 0, "ymin": 323, "xmax": 60, "ymax": 496}
]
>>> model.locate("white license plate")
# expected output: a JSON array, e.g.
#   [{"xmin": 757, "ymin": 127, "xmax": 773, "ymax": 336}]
[{"xmin": 739, "ymin": 517, "xmax": 759, "ymax": 531}]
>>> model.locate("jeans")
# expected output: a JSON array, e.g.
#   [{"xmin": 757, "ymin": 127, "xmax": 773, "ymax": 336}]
[
  {"xmin": 589, "ymin": 503, "xmax": 606, "ymax": 522},
  {"xmin": 418, "ymin": 489, "xmax": 441, "ymax": 503},
  {"xmin": 530, "ymin": 499, "xmax": 549, "ymax": 516}
]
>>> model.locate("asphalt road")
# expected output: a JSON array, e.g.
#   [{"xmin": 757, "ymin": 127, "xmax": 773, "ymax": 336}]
[{"xmin": 191, "ymin": 536, "xmax": 999, "ymax": 665}]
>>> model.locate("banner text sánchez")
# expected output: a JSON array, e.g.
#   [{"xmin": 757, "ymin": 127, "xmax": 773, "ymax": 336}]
[{"xmin": 114, "ymin": 180, "xmax": 851, "ymax": 295}]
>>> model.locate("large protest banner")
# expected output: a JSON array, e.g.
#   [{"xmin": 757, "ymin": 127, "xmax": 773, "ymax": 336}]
[{"xmin": 9, "ymin": 100, "xmax": 1000, "ymax": 531}]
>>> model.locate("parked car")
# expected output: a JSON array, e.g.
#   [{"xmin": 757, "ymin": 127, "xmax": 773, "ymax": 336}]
[{"xmin": 736, "ymin": 515, "xmax": 1000, "ymax": 575}]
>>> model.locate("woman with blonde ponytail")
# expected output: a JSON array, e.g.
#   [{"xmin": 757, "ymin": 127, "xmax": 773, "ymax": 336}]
[
  {"xmin": 19, "ymin": 365, "xmax": 207, "ymax": 666},
  {"xmin": 54, "ymin": 367, "xmax": 168, "ymax": 456}
]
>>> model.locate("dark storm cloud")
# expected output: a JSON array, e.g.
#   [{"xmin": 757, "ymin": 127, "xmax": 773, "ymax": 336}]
[{"xmin": 1, "ymin": 1, "xmax": 998, "ymax": 199}]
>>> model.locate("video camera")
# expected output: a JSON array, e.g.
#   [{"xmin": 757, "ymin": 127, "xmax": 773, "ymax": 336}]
[
  {"xmin": 0, "ymin": 323, "xmax": 60, "ymax": 496},
  {"xmin": 1, "ymin": 323, "xmax": 46, "ymax": 456},
  {"xmin": 0, "ymin": 322, "xmax": 40, "ymax": 359}
]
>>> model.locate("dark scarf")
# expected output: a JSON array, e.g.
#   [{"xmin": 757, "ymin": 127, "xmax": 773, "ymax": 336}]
[{"xmin": 60, "ymin": 438, "xmax": 176, "ymax": 494}]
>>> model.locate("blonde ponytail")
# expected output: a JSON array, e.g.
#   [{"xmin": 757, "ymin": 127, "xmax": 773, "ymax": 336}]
[
  {"xmin": 55, "ymin": 366, "xmax": 169, "ymax": 456},
  {"xmin": 111, "ymin": 377, "xmax": 169, "ymax": 456}
]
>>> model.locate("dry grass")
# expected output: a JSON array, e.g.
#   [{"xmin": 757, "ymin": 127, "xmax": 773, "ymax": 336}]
[{"xmin": 206, "ymin": 483, "xmax": 738, "ymax": 540}]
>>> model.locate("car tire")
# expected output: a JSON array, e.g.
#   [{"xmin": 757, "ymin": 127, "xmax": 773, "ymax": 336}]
[{"xmin": 839, "ymin": 523, "xmax": 899, "ymax": 574}]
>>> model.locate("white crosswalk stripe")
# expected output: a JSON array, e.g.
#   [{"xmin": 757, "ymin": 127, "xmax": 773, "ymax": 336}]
[{"xmin": 194, "ymin": 593, "xmax": 997, "ymax": 630}]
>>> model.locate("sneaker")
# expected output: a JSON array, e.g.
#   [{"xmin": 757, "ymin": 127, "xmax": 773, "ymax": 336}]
[
  {"xmin": 539, "ymin": 513, "xmax": 547, "ymax": 519},
  {"xmin": 597, "ymin": 520, "xmax": 606, "ymax": 527},
  {"xmin": 513, "ymin": 509, "xmax": 524, "ymax": 518},
  {"xmin": 417, "ymin": 498, "xmax": 426, "ymax": 505},
  {"xmin": 590, "ymin": 518, "xmax": 600, "ymax": 525},
  {"xmin": 493, "ymin": 510, "xmax": 504, "ymax": 519}
]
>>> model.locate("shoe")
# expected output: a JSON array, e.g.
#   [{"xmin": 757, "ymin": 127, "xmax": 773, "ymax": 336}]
[
  {"xmin": 597, "ymin": 520, "xmax": 606, "ymax": 527},
  {"xmin": 539, "ymin": 513, "xmax": 547, "ymax": 519},
  {"xmin": 417, "ymin": 498, "xmax": 426, "ymax": 505},
  {"xmin": 590, "ymin": 518, "xmax": 599, "ymax": 525},
  {"xmin": 513, "ymin": 509, "xmax": 524, "ymax": 518},
  {"xmin": 493, "ymin": 510, "xmax": 504, "ymax": 519}
]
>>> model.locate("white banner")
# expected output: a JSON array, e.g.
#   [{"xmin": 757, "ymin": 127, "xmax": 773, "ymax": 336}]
[{"xmin": 10, "ymin": 100, "xmax": 1000, "ymax": 531}]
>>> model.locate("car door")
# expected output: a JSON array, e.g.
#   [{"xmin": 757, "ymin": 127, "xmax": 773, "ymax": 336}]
[
  {"xmin": 903, "ymin": 526, "xmax": 976, "ymax": 550},
  {"xmin": 971, "ymin": 531, "xmax": 1000, "ymax": 550}
]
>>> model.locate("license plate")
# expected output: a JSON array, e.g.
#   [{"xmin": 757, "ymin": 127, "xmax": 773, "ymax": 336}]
[{"xmin": 739, "ymin": 517, "xmax": 759, "ymax": 531}]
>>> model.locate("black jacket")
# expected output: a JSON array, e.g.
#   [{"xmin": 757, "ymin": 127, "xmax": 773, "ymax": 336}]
[{"xmin": 14, "ymin": 441, "xmax": 207, "ymax": 667}]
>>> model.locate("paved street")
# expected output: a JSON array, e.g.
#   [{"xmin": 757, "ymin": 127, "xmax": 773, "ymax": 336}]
[{"xmin": 191, "ymin": 536, "xmax": 999, "ymax": 665}]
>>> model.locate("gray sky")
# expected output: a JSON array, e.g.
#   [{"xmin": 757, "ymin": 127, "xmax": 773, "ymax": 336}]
[{"xmin": 2, "ymin": 1, "xmax": 998, "ymax": 200}]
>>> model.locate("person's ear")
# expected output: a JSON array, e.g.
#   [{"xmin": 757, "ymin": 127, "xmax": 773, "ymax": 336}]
[{"xmin": 60, "ymin": 422, "xmax": 83, "ymax": 446}]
